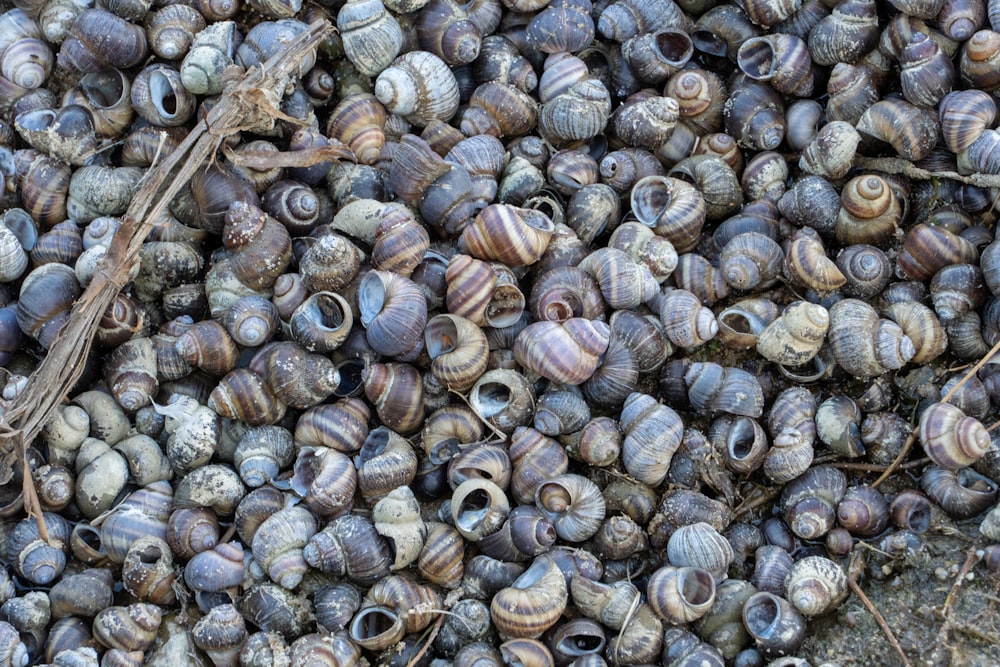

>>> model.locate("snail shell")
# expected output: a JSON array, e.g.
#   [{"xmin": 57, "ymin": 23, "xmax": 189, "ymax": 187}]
[
  {"xmin": 58, "ymin": 8, "xmax": 148, "ymax": 72},
  {"xmin": 919, "ymin": 402, "xmax": 991, "ymax": 469},
  {"xmin": 535, "ymin": 473, "xmax": 605, "ymax": 542},
  {"xmin": 209, "ymin": 369, "xmax": 287, "ymax": 426},
  {"xmin": 685, "ymin": 362, "xmax": 764, "ymax": 418},
  {"xmin": 358, "ymin": 270, "xmax": 427, "ymax": 359},
  {"xmin": 620, "ymin": 391, "xmax": 683, "ymax": 487},
  {"xmin": 756, "ymin": 301, "xmax": 829, "ymax": 366},
  {"xmin": 742, "ymin": 592, "xmax": 806, "ymax": 659},
  {"xmin": 338, "ymin": 0, "xmax": 402, "ymax": 77},
  {"xmin": 251, "ymin": 506, "xmax": 318, "ymax": 590},
  {"xmin": 490, "ymin": 555, "xmax": 568, "ymax": 639},
  {"xmin": 827, "ymin": 298, "xmax": 915, "ymax": 379},
  {"xmin": 630, "ymin": 175, "xmax": 706, "ymax": 253},
  {"xmin": 837, "ymin": 485, "xmax": 890, "ymax": 537},
  {"xmin": 780, "ymin": 466, "xmax": 846, "ymax": 540},
  {"xmin": 373, "ymin": 486, "xmax": 427, "ymax": 570},
  {"xmin": 647, "ymin": 566, "xmax": 717, "ymax": 625},
  {"xmin": 667, "ymin": 521, "xmax": 735, "ymax": 583},
  {"xmin": 659, "ymin": 288, "xmax": 718, "ymax": 349},
  {"xmin": 514, "ymin": 318, "xmax": 610, "ymax": 385},
  {"xmin": 375, "ymin": 50, "xmax": 460, "ymax": 126},
  {"xmin": 509, "ymin": 427, "xmax": 570, "ymax": 505},
  {"xmin": 425, "ymin": 313, "xmax": 489, "ymax": 392},
  {"xmin": 856, "ymin": 99, "xmax": 940, "ymax": 161},
  {"xmin": 724, "ymin": 76, "xmax": 785, "ymax": 151},
  {"xmin": 304, "ymin": 514, "xmax": 392, "ymax": 585},
  {"xmin": 807, "ymin": 0, "xmax": 879, "ymax": 65},
  {"xmin": 92, "ymin": 604, "xmax": 161, "ymax": 653},
  {"xmin": 418, "ymin": 0, "xmax": 483, "ymax": 65},
  {"xmin": 179, "ymin": 20, "xmax": 241, "ymax": 95},
  {"xmin": 784, "ymin": 556, "xmax": 849, "ymax": 617},
  {"xmin": 737, "ymin": 33, "xmax": 814, "ymax": 97},
  {"xmin": 598, "ymin": 0, "xmax": 692, "ymax": 41},
  {"xmin": 922, "ymin": 465, "xmax": 998, "ymax": 518},
  {"xmin": 191, "ymin": 603, "xmax": 246, "ymax": 667}
]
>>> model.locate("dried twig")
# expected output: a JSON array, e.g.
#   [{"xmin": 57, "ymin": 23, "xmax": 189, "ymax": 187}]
[
  {"xmin": 733, "ymin": 485, "xmax": 782, "ymax": 518},
  {"xmin": 933, "ymin": 548, "xmax": 981, "ymax": 658},
  {"xmin": 0, "ymin": 19, "xmax": 338, "ymax": 539},
  {"xmin": 848, "ymin": 551, "xmax": 914, "ymax": 667},
  {"xmin": 854, "ymin": 156, "xmax": 1000, "ymax": 188},
  {"xmin": 407, "ymin": 614, "xmax": 445, "ymax": 667}
]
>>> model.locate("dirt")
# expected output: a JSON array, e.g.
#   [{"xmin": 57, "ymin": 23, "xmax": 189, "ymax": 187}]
[{"xmin": 799, "ymin": 512, "xmax": 1000, "ymax": 667}]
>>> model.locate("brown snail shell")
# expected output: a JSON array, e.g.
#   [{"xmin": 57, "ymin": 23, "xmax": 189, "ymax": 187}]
[
  {"xmin": 837, "ymin": 485, "xmax": 890, "ymax": 537},
  {"xmin": 192, "ymin": 603, "xmax": 247, "ymax": 667},
  {"xmin": 513, "ymin": 318, "xmax": 610, "ymax": 385},
  {"xmin": 598, "ymin": 0, "xmax": 692, "ymax": 41},
  {"xmin": 358, "ymin": 270, "xmax": 427, "ymax": 359},
  {"xmin": 251, "ymin": 505, "xmax": 318, "ymax": 589},
  {"xmin": 647, "ymin": 566, "xmax": 717, "ymax": 625},
  {"xmin": 490, "ymin": 555, "xmax": 568, "ymax": 639},
  {"xmin": 509, "ymin": 427, "xmax": 570, "ymax": 505},
  {"xmin": 742, "ymin": 592, "xmax": 806, "ymax": 659},
  {"xmin": 92, "ymin": 604, "xmax": 161, "ymax": 653},
  {"xmin": 290, "ymin": 447, "xmax": 357, "ymax": 520},
  {"xmin": 737, "ymin": 33, "xmax": 814, "ymax": 97},
  {"xmin": 630, "ymin": 175, "xmax": 706, "ymax": 254},
  {"xmin": 807, "ymin": 0, "xmax": 878, "ymax": 65},
  {"xmin": 919, "ymin": 402, "xmax": 991, "ymax": 470},
  {"xmin": 942, "ymin": 90, "xmax": 993, "ymax": 152},
  {"xmin": 534, "ymin": 473, "xmax": 605, "ymax": 542},
  {"xmin": 425, "ymin": 313, "xmax": 489, "ymax": 392},
  {"xmin": 363, "ymin": 362, "xmax": 425, "ymax": 435},
  {"xmin": 827, "ymin": 298, "xmax": 915, "ymax": 379},
  {"xmin": 781, "ymin": 466, "xmax": 846, "ymax": 540},
  {"xmin": 658, "ymin": 288, "xmax": 718, "ymax": 349},
  {"xmin": 470, "ymin": 370, "xmax": 535, "ymax": 435},
  {"xmin": 209, "ymin": 369, "xmax": 287, "ymax": 426},
  {"xmin": 922, "ymin": 465, "xmax": 998, "ymax": 518},
  {"xmin": 856, "ymin": 99, "xmax": 940, "ymax": 161},
  {"xmin": 901, "ymin": 31, "xmax": 956, "ymax": 107},
  {"xmin": 58, "ymin": 8, "xmax": 148, "ymax": 72}
]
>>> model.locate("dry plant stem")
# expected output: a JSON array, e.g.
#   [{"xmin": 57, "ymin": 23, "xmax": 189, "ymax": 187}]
[
  {"xmin": 848, "ymin": 551, "xmax": 914, "ymax": 667},
  {"xmin": 407, "ymin": 614, "xmax": 445, "ymax": 667},
  {"xmin": 872, "ymin": 337, "xmax": 1000, "ymax": 490},
  {"xmin": 0, "ymin": 19, "xmax": 337, "ymax": 541},
  {"xmin": 933, "ymin": 548, "xmax": 981, "ymax": 656},
  {"xmin": 854, "ymin": 157, "xmax": 1000, "ymax": 187},
  {"xmin": 733, "ymin": 485, "xmax": 782, "ymax": 518}
]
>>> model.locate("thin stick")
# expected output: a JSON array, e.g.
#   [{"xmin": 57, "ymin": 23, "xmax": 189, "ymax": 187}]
[
  {"xmin": 733, "ymin": 486, "xmax": 782, "ymax": 518},
  {"xmin": 828, "ymin": 458, "xmax": 930, "ymax": 473},
  {"xmin": 847, "ymin": 552, "xmax": 913, "ymax": 667},
  {"xmin": 847, "ymin": 577, "xmax": 913, "ymax": 667},
  {"xmin": 406, "ymin": 614, "xmax": 444, "ymax": 667},
  {"xmin": 854, "ymin": 156, "xmax": 1000, "ymax": 188},
  {"xmin": 933, "ymin": 549, "xmax": 981, "ymax": 657}
]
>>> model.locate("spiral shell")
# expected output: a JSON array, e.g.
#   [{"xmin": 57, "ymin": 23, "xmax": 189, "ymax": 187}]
[
  {"xmin": 375, "ymin": 50, "xmax": 460, "ymax": 126},
  {"xmin": 513, "ymin": 318, "xmax": 610, "ymax": 385},
  {"xmin": 620, "ymin": 391, "xmax": 683, "ymax": 487},
  {"xmin": 647, "ymin": 566, "xmax": 717, "ymax": 625},
  {"xmin": 338, "ymin": 0, "xmax": 402, "ymax": 76},
  {"xmin": 490, "ymin": 555, "xmax": 568, "ymax": 639},
  {"xmin": 856, "ymin": 99, "xmax": 940, "ymax": 161}
]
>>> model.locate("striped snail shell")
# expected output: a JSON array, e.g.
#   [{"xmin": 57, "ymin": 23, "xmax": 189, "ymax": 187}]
[
  {"xmin": 490, "ymin": 555, "xmax": 568, "ymax": 639},
  {"xmin": 807, "ymin": 0, "xmax": 879, "ymax": 65},
  {"xmin": 835, "ymin": 174, "xmax": 903, "ymax": 247},
  {"xmin": 647, "ymin": 566, "xmax": 717, "ymax": 625},
  {"xmin": 304, "ymin": 514, "xmax": 392, "ymax": 585},
  {"xmin": 534, "ymin": 473, "xmax": 605, "ymax": 542},
  {"xmin": 783, "ymin": 227, "xmax": 845, "ymax": 292},
  {"xmin": 919, "ymin": 402, "xmax": 991, "ymax": 469},
  {"xmin": 146, "ymin": 4, "xmax": 207, "ymax": 59},
  {"xmin": 736, "ymin": 33, "xmax": 814, "ymax": 97},
  {"xmin": 338, "ymin": 0, "xmax": 403, "ymax": 77},
  {"xmin": 92, "ymin": 604, "xmax": 161, "ymax": 653},
  {"xmin": 577, "ymin": 247, "xmax": 658, "ymax": 309},
  {"xmin": 513, "ymin": 318, "xmax": 610, "ymax": 385},
  {"xmin": 509, "ymin": 427, "xmax": 570, "ymax": 505},
  {"xmin": 598, "ymin": 0, "xmax": 693, "ymax": 41},
  {"xmin": 425, "ymin": 313, "xmax": 489, "ymax": 392},
  {"xmin": 620, "ymin": 391, "xmax": 683, "ymax": 487},
  {"xmin": 922, "ymin": 465, "xmax": 998, "ymax": 519},
  {"xmin": 375, "ymin": 50, "xmax": 460, "ymax": 126},
  {"xmin": 658, "ymin": 288, "xmax": 718, "ymax": 349},
  {"xmin": 940, "ymin": 89, "xmax": 997, "ymax": 154},
  {"xmin": 900, "ymin": 31, "xmax": 956, "ymax": 108},
  {"xmin": 630, "ymin": 175, "xmax": 706, "ymax": 253},
  {"xmin": 251, "ymin": 506, "xmax": 318, "ymax": 590},
  {"xmin": 856, "ymin": 99, "xmax": 940, "ymax": 161},
  {"xmin": 290, "ymin": 446, "xmax": 357, "ymax": 520},
  {"xmin": 358, "ymin": 270, "xmax": 427, "ymax": 359},
  {"xmin": 685, "ymin": 362, "xmax": 764, "ymax": 418}
]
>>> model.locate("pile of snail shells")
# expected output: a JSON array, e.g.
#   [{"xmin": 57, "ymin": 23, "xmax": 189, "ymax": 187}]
[{"xmin": 5, "ymin": 0, "xmax": 1000, "ymax": 662}]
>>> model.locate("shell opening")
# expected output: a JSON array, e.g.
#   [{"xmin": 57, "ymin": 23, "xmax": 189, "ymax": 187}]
[
  {"xmin": 456, "ymin": 488, "xmax": 493, "ymax": 533},
  {"xmin": 358, "ymin": 272, "xmax": 387, "ymax": 326},
  {"xmin": 679, "ymin": 567, "xmax": 715, "ymax": 606},
  {"xmin": 744, "ymin": 593, "xmax": 782, "ymax": 639},
  {"xmin": 512, "ymin": 555, "xmax": 550, "ymax": 589},
  {"xmin": 81, "ymin": 70, "xmax": 126, "ymax": 107},
  {"xmin": 308, "ymin": 293, "xmax": 348, "ymax": 331},
  {"xmin": 334, "ymin": 359, "xmax": 365, "ymax": 397},
  {"xmin": 472, "ymin": 381, "xmax": 511, "ymax": 417},
  {"xmin": 351, "ymin": 607, "xmax": 399, "ymax": 640}
]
